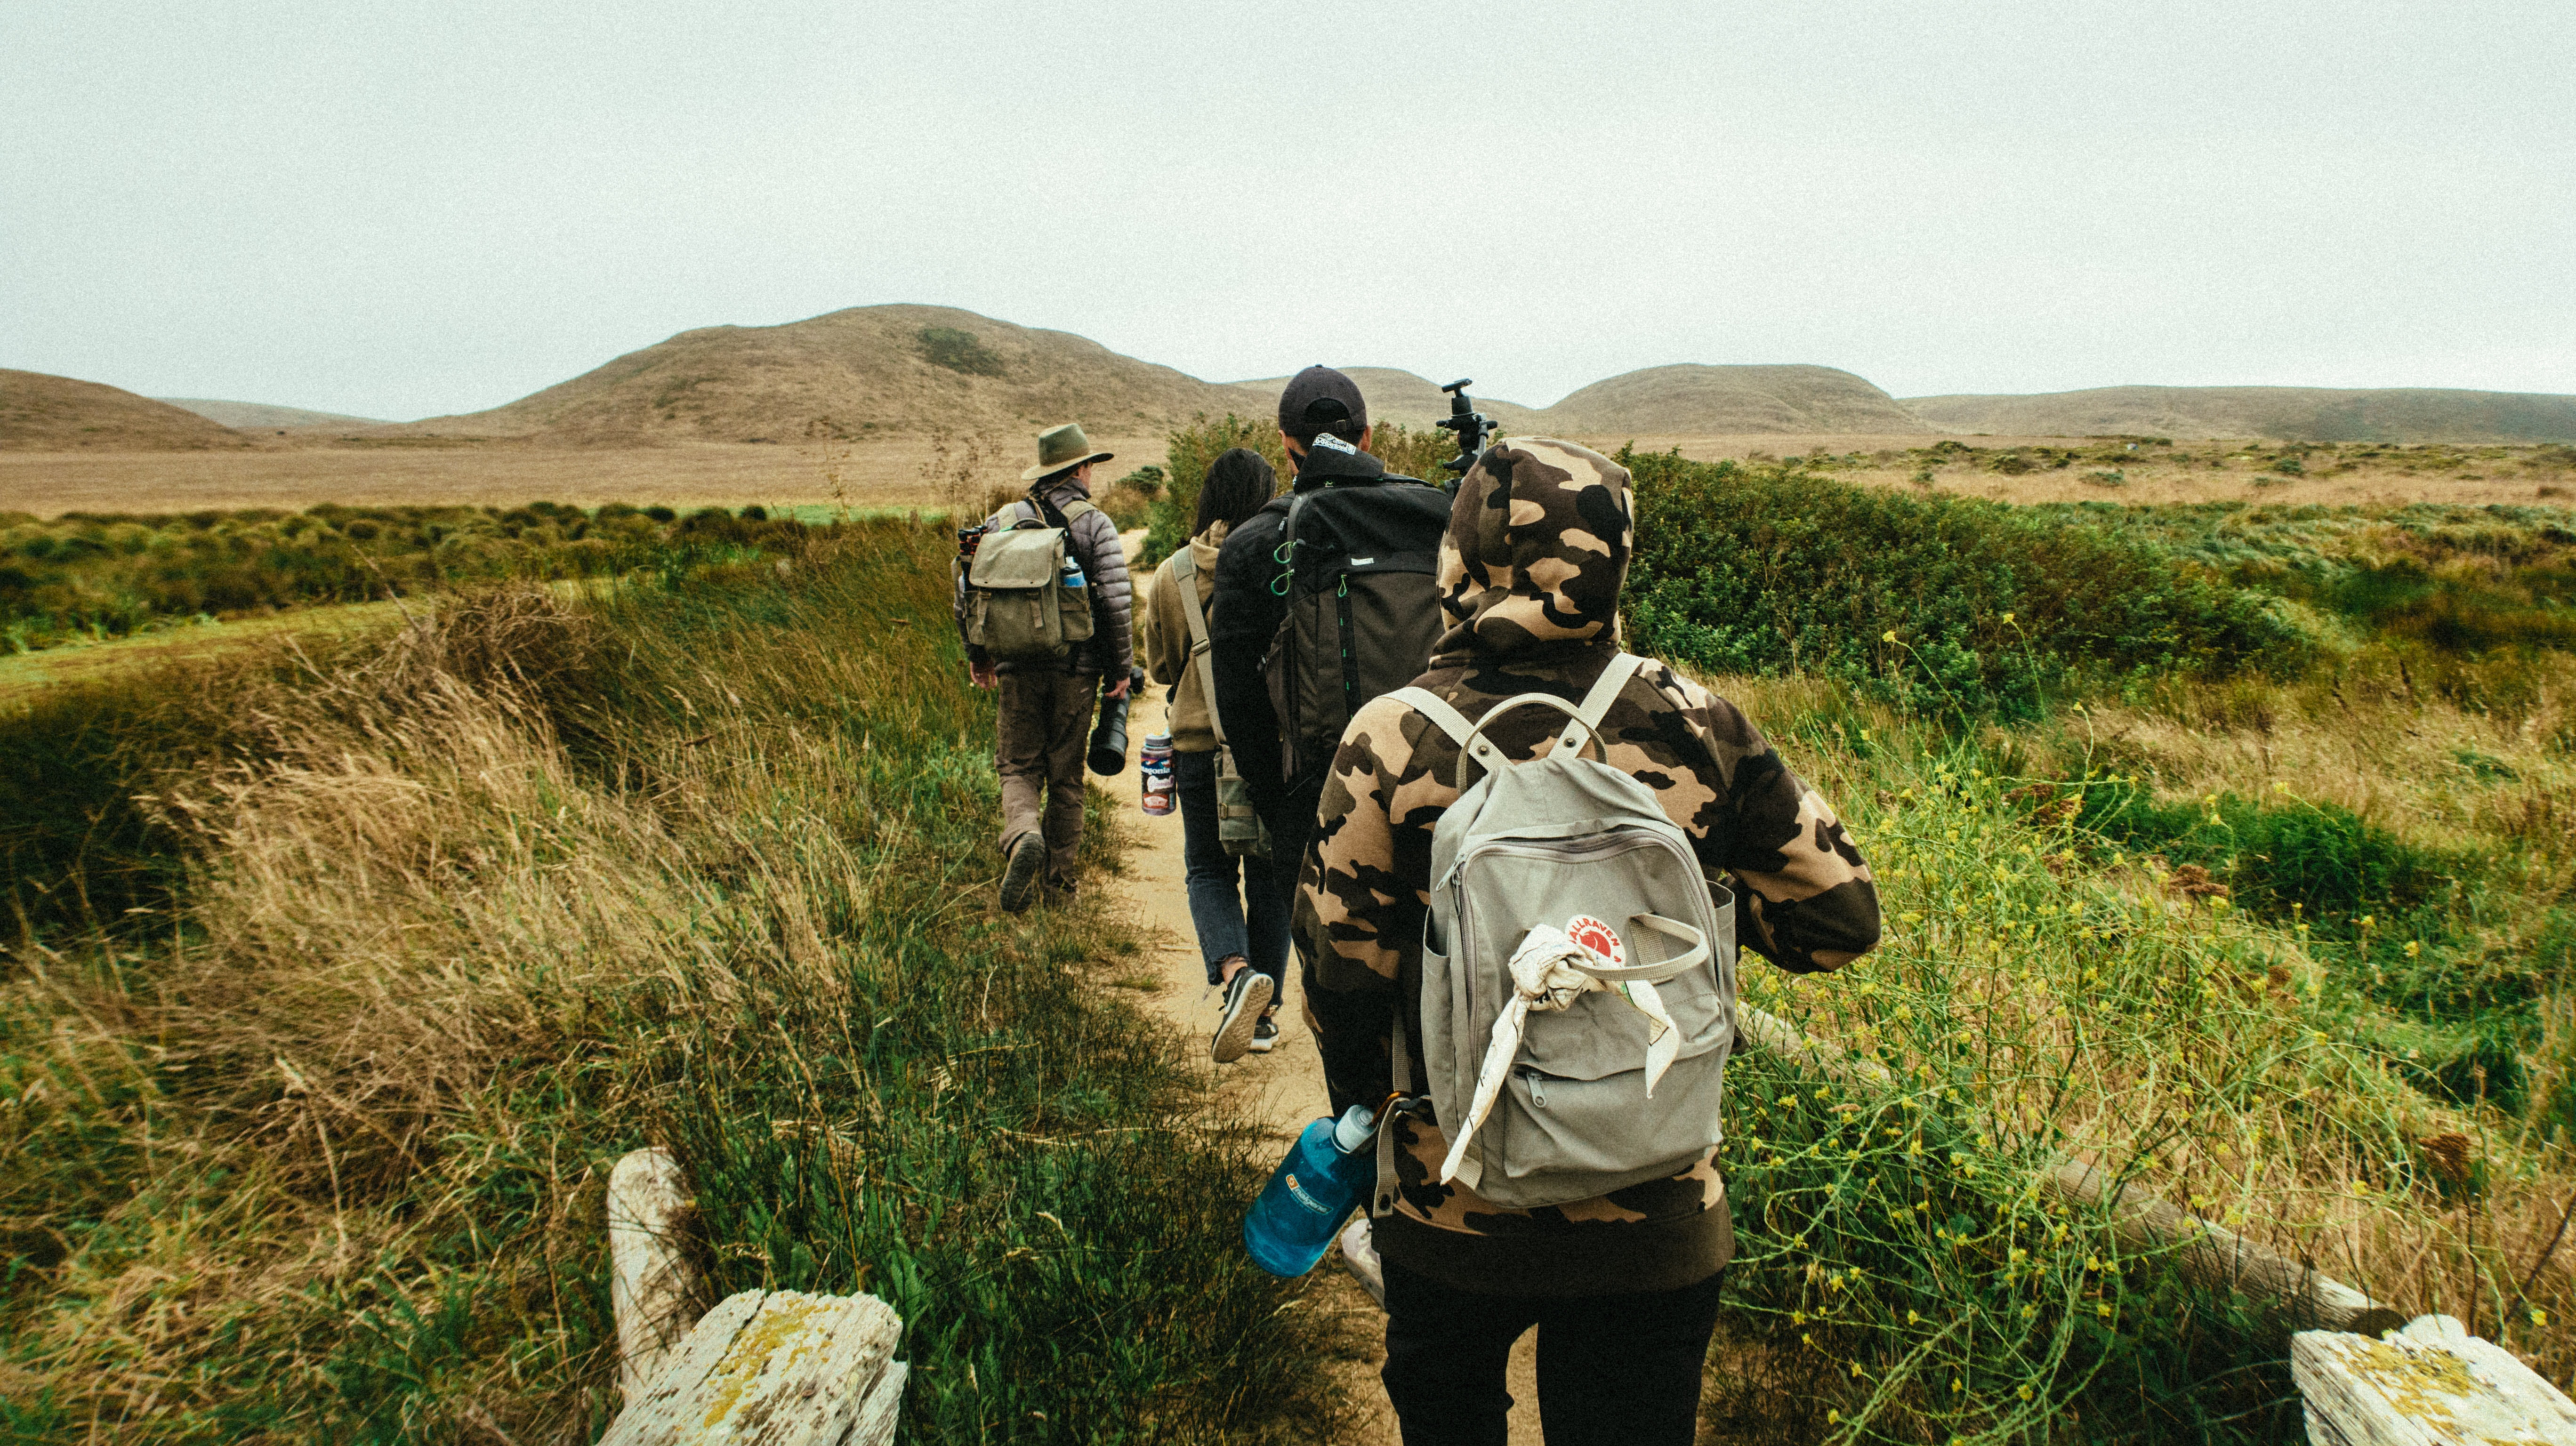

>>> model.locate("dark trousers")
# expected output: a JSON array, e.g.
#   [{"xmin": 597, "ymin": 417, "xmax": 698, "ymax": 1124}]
[
  {"xmin": 1173, "ymin": 748, "xmax": 1291, "ymax": 988},
  {"xmin": 1380, "ymin": 1259, "xmax": 1727, "ymax": 1446},
  {"xmin": 995, "ymin": 670, "xmax": 1098, "ymax": 891}
]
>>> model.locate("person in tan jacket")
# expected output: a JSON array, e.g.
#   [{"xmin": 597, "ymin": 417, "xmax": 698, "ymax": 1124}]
[{"xmin": 1137, "ymin": 448, "xmax": 1288, "ymax": 1061}]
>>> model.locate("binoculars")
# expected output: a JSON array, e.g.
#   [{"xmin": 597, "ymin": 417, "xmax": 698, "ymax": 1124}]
[{"xmin": 1088, "ymin": 665, "xmax": 1148, "ymax": 775}]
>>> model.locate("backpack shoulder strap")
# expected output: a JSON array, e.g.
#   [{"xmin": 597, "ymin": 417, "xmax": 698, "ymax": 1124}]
[
  {"xmin": 1170, "ymin": 548, "xmax": 1227, "ymax": 746},
  {"xmin": 1387, "ymin": 686, "xmax": 1475, "ymax": 751},
  {"xmin": 1553, "ymin": 652, "xmax": 1646, "ymax": 754},
  {"xmin": 1272, "ymin": 490, "xmax": 1313, "ymax": 596},
  {"xmin": 1059, "ymin": 498, "xmax": 1098, "ymax": 523}
]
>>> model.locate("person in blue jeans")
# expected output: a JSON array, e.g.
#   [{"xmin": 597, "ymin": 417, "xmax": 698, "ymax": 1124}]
[{"xmin": 1138, "ymin": 448, "xmax": 1291, "ymax": 1061}]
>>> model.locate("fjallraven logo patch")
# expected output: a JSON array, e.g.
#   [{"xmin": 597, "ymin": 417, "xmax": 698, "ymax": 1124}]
[{"xmin": 1565, "ymin": 915, "xmax": 1624, "ymax": 967}]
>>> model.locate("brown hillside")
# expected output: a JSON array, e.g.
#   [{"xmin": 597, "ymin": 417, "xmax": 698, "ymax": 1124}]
[
  {"xmin": 2, "ymin": 370, "xmax": 249, "ymax": 450},
  {"xmin": 160, "ymin": 398, "xmax": 386, "ymax": 430},
  {"xmin": 1537, "ymin": 365, "xmax": 1928, "ymax": 436},
  {"xmin": 395, "ymin": 305, "xmax": 1243, "ymax": 446},
  {"xmin": 1216, "ymin": 368, "xmax": 1544, "ymax": 432},
  {"xmin": 1905, "ymin": 386, "xmax": 2576, "ymax": 443}
]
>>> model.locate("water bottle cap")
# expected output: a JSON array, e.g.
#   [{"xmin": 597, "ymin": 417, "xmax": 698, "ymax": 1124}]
[
  {"xmin": 1331, "ymin": 1102, "xmax": 1377, "ymax": 1153},
  {"xmin": 1145, "ymin": 733, "xmax": 1171, "ymax": 747}
]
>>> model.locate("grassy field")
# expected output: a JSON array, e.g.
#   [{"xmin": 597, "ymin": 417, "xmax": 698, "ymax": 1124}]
[
  {"xmin": 0, "ymin": 502, "xmax": 834, "ymax": 653},
  {"xmin": 0, "ymin": 523, "xmax": 1341, "ymax": 1442},
  {"xmin": 1612, "ymin": 452, "xmax": 2576, "ymax": 1441},
  {"xmin": 8, "ymin": 431, "xmax": 2575, "ymax": 1444}
]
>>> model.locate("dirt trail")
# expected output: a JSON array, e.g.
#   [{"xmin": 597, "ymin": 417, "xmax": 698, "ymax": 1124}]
[{"xmin": 1107, "ymin": 546, "xmax": 1543, "ymax": 1443}]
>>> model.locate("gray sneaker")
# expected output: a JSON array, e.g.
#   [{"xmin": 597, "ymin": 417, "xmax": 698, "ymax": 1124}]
[
  {"xmin": 998, "ymin": 835, "xmax": 1046, "ymax": 914},
  {"xmin": 1247, "ymin": 1015, "xmax": 1280, "ymax": 1054},
  {"xmin": 1211, "ymin": 970, "xmax": 1274, "ymax": 1063}
]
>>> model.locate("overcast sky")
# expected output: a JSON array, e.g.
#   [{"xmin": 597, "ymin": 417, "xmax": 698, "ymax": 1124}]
[{"xmin": 4, "ymin": 1, "xmax": 2570, "ymax": 420}]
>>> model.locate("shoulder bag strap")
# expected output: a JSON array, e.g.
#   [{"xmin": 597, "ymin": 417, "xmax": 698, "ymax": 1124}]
[
  {"xmin": 1170, "ymin": 547, "xmax": 1228, "ymax": 746},
  {"xmin": 1028, "ymin": 490, "xmax": 1111, "ymax": 649}
]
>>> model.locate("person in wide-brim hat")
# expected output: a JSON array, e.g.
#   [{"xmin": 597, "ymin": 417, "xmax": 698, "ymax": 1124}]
[{"xmin": 1022, "ymin": 422, "xmax": 1116, "ymax": 482}]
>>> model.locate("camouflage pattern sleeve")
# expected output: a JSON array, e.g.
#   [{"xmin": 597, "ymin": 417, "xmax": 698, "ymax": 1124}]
[
  {"xmin": 1296, "ymin": 695, "xmax": 1442, "ymax": 1111},
  {"xmin": 1647, "ymin": 663, "xmax": 1881, "ymax": 973},
  {"xmin": 1297, "ymin": 696, "xmax": 1448, "ymax": 992}
]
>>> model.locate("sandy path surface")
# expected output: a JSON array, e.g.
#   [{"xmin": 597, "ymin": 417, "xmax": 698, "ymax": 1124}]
[{"xmin": 1108, "ymin": 545, "xmax": 1543, "ymax": 1443}]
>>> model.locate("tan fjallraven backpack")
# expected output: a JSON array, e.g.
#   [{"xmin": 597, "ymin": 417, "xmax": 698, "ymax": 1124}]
[
  {"xmin": 1371, "ymin": 653, "xmax": 1738, "ymax": 1212},
  {"xmin": 961, "ymin": 499, "xmax": 1099, "ymax": 665}
]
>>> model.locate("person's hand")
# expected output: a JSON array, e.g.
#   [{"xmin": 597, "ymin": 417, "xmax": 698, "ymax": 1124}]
[
  {"xmin": 970, "ymin": 662, "xmax": 998, "ymax": 689},
  {"xmin": 1106, "ymin": 673, "xmax": 1132, "ymax": 700}
]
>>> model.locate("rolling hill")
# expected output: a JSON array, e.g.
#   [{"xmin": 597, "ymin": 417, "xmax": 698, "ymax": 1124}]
[
  {"xmin": 1537, "ymin": 364, "xmax": 1928, "ymax": 435},
  {"xmin": 2, "ymin": 370, "xmax": 249, "ymax": 450},
  {"xmin": 397, "ymin": 305, "xmax": 1245, "ymax": 445},
  {"xmin": 1905, "ymin": 386, "xmax": 2576, "ymax": 443},
  {"xmin": 159, "ymin": 398, "xmax": 386, "ymax": 430},
  {"xmin": 1216, "ymin": 368, "xmax": 1545, "ymax": 432}
]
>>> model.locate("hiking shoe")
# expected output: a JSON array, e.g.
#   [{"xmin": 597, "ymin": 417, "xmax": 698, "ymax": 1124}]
[
  {"xmin": 1247, "ymin": 1015, "xmax": 1280, "ymax": 1054},
  {"xmin": 998, "ymin": 835, "xmax": 1046, "ymax": 914},
  {"xmin": 1211, "ymin": 970, "xmax": 1274, "ymax": 1063}
]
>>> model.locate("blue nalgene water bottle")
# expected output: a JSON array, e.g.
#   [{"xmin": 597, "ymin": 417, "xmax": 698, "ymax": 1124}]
[
  {"xmin": 1243, "ymin": 1103, "xmax": 1377, "ymax": 1277},
  {"xmin": 1060, "ymin": 556, "xmax": 1087, "ymax": 590}
]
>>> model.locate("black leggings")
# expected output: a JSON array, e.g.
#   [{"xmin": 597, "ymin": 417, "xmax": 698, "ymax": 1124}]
[{"xmin": 1380, "ymin": 1258, "xmax": 1727, "ymax": 1446}]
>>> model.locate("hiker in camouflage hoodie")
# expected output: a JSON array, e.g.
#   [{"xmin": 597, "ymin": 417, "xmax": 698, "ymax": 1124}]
[{"xmin": 1295, "ymin": 439, "xmax": 1881, "ymax": 1445}]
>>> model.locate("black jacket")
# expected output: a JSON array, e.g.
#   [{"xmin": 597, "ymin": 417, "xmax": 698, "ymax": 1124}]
[{"xmin": 1208, "ymin": 439, "xmax": 1402, "ymax": 820}]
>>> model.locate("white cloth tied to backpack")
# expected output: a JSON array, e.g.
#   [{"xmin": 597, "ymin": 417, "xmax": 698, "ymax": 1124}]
[{"xmin": 1438, "ymin": 923, "xmax": 1681, "ymax": 1186}]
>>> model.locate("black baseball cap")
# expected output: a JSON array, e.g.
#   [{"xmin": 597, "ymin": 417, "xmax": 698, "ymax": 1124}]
[{"xmin": 1277, "ymin": 365, "xmax": 1368, "ymax": 441}]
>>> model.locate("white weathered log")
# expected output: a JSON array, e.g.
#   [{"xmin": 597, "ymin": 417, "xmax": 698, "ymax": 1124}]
[
  {"xmin": 609, "ymin": 1147, "xmax": 702, "ymax": 1406},
  {"xmin": 850, "ymin": 1359, "xmax": 910, "ymax": 1446},
  {"xmin": 2294, "ymin": 1314, "xmax": 2576, "ymax": 1444},
  {"xmin": 600, "ymin": 1288, "xmax": 905, "ymax": 1446},
  {"xmin": 1736, "ymin": 1004, "xmax": 2402, "ymax": 1335},
  {"xmin": 2044, "ymin": 1157, "xmax": 2403, "ymax": 1336}
]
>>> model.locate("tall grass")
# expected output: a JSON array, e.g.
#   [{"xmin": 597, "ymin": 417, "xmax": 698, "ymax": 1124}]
[
  {"xmin": 1692, "ymin": 674, "xmax": 2576, "ymax": 1443},
  {"xmin": 1, "ymin": 523, "xmax": 1338, "ymax": 1441}
]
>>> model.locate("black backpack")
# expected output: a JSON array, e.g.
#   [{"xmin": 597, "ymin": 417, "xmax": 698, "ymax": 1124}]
[{"xmin": 1261, "ymin": 474, "xmax": 1453, "ymax": 783}]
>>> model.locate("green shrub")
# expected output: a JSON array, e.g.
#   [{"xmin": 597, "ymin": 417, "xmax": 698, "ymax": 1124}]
[
  {"xmin": 1621, "ymin": 453, "xmax": 2310, "ymax": 717},
  {"xmin": 1144, "ymin": 415, "xmax": 1290, "ymax": 566},
  {"xmin": 915, "ymin": 325, "xmax": 1005, "ymax": 377},
  {"xmin": 0, "ymin": 504, "xmax": 807, "ymax": 653}
]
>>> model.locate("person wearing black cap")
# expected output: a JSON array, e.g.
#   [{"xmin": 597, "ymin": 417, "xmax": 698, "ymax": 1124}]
[{"xmin": 1207, "ymin": 366, "xmax": 1448, "ymax": 1063}]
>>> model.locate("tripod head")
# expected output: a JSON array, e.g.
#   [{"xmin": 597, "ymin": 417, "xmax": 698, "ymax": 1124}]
[{"xmin": 1434, "ymin": 378, "xmax": 1497, "ymax": 485}]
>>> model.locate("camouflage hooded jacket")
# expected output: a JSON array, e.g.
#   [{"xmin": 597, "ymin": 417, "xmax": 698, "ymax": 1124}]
[{"xmin": 1293, "ymin": 439, "xmax": 1882, "ymax": 1296}]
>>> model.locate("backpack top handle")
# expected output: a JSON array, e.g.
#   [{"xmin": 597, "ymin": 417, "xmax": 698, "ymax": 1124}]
[{"xmin": 1392, "ymin": 653, "xmax": 1647, "ymax": 792}]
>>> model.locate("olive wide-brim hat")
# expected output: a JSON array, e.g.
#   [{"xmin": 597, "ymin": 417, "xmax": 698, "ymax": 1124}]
[{"xmin": 1022, "ymin": 422, "xmax": 1116, "ymax": 482}]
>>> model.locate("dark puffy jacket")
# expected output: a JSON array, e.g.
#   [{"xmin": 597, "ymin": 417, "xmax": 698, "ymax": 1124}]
[{"xmin": 953, "ymin": 476, "xmax": 1133, "ymax": 675}]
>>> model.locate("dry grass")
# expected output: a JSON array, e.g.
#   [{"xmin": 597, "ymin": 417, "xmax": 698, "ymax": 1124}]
[
  {"xmin": 0, "ymin": 436, "xmax": 1173, "ymax": 518},
  {"xmin": 17, "ymin": 434, "xmax": 2564, "ymax": 524},
  {"xmin": 1683, "ymin": 660, "xmax": 2576, "ymax": 1438},
  {"xmin": 1, "ymin": 533, "xmax": 1337, "ymax": 1441}
]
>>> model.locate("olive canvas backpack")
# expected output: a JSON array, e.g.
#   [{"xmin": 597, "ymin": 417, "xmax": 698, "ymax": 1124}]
[{"xmin": 960, "ymin": 497, "xmax": 1099, "ymax": 665}]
